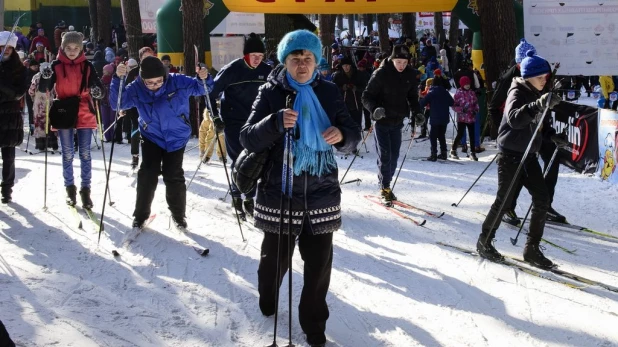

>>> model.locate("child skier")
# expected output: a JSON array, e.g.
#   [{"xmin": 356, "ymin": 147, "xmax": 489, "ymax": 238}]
[
  {"xmin": 419, "ymin": 77, "xmax": 454, "ymax": 161},
  {"xmin": 198, "ymin": 107, "xmax": 226, "ymax": 164},
  {"xmin": 110, "ymin": 56, "xmax": 210, "ymax": 229},
  {"xmin": 451, "ymin": 76, "xmax": 480, "ymax": 161},
  {"xmin": 28, "ymin": 63, "xmax": 59, "ymax": 151}
]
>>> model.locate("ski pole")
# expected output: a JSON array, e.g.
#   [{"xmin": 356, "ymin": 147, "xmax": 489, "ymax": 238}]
[
  {"xmin": 451, "ymin": 154, "xmax": 497, "ymax": 207},
  {"xmin": 24, "ymin": 129, "xmax": 30, "ymax": 153},
  {"xmin": 484, "ymin": 92, "xmax": 556, "ymax": 246},
  {"xmin": 510, "ymin": 136, "xmax": 562, "ymax": 246},
  {"xmin": 43, "ymin": 89, "xmax": 50, "ymax": 211},
  {"xmin": 94, "ymin": 100, "xmax": 114, "ymax": 206},
  {"xmin": 92, "ymin": 129, "xmax": 101, "ymax": 149},
  {"xmin": 391, "ymin": 127, "xmax": 416, "ymax": 192},
  {"xmin": 99, "ymin": 74, "xmax": 125, "ymax": 241},
  {"xmin": 215, "ymin": 134, "xmax": 246, "ymax": 242},
  {"xmin": 0, "ymin": 13, "xmax": 26, "ymax": 65},
  {"xmin": 339, "ymin": 126, "xmax": 373, "ymax": 184}
]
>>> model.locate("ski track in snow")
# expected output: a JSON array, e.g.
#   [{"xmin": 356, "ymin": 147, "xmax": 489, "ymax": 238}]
[{"xmin": 2, "ymin": 98, "xmax": 618, "ymax": 346}]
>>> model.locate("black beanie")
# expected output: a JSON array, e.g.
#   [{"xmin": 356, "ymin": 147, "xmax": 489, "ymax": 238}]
[
  {"xmin": 243, "ymin": 33, "xmax": 265, "ymax": 55},
  {"xmin": 140, "ymin": 56, "xmax": 166, "ymax": 80},
  {"xmin": 390, "ymin": 44, "xmax": 411, "ymax": 60}
]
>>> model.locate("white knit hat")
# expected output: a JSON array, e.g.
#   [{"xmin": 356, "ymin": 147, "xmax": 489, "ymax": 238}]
[{"xmin": 0, "ymin": 31, "xmax": 18, "ymax": 48}]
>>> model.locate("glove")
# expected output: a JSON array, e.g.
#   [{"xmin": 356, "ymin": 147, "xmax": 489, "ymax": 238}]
[
  {"xmin": 213, "ymin": 117, "xmax": 225, "ymax": 133},
  {"xmin": 371, "ymin": 107, "xmax": 386, "ymax": 121},
  {"xmin": 534, "ymin": 92, "xmax": 562, "ymax": 112},
  {"xmin": 414, "ymin": 112, "xmax": 425, "ymax": 125},
  {"xmin": 551, "ymin": 132, "xmax": 569, "ymax": 149},
  {"xmin": 40, "ymin": 62, "xmax": 53, "ymax": 79}
]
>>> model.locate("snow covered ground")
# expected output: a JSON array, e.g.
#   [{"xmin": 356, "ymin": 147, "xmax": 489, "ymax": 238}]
[{"xmin": 1, "ymin": 98, "xmax": 617, "ymax": 346}]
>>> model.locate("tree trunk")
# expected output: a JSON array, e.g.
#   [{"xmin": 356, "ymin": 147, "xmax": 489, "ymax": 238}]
[
  {"xmin": 448, "ymin": 11, "xmax": 460, "ymax": 49},
  {"xmin": 347, "ymin": 15, "xmax": 355, "ymax": 36},
  {"xmin": 478, "ymin": 0, "xmax": 517, "ymax": 88},
  {"xmin": 88, "ymin": 0, "xmax": 98, "ymax": 43},
  {"xmin": 319, "ymin": 14, "xmax": 336, "ymax": 65},
  {"xmin": 337, "ymin": 15, "xmax": 344, "ymax": 31},
  {"xmin": 120, "ymin": 0, "xmax": 142, "ymax": 60},
  {"xmin": 377, "ymin": 14, "xmax": 390, "ymax": 54},
  {"xmin": 96, "ymin": 0, "xmax": 112, "ymax": 45},
  {"xmin": 264, "ymin": 15, "xmax": 293, "ymax": 59},
  {"xmin": 434, "ymin": 12, "xmax": 445, "ymax": 44},
  {"xmin": 401, "ymin": 13, "xmax": 416, "ymax": 39},
  {"xmin": 363, "ymin": 14, "xmax": 373, "ymax": 35}
]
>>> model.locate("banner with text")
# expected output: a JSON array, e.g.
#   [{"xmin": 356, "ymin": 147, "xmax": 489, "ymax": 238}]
[
  {"xmin": 210, "ymin": 36, "xmax": 244, "ymax": 71},
  {"xmin": 211, "ymin": 13, "xmax": 265, "ymax": 35},
  {"xmin": 597, "ymin": 109, "xmax": 618, "ymax": 183},
  {"xmin": 139, "ymin": 0, "xmax": 167, "ymax": 33},
  {"xmin": 524, "ymin": 0, "xmax": 618, "ymax": 75},
  {"xmin": 551, "ymin": 102, "xmax": 599, "ymax": 174}
]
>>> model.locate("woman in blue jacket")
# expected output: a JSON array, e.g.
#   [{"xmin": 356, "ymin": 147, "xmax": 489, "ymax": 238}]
[
  {"xmin": 240, "ymin": 30, "xmax": 360, "ymax": 347},
  {"xmin": 110, "ymin": 56, "xmax": 210, "ymax": 229}
]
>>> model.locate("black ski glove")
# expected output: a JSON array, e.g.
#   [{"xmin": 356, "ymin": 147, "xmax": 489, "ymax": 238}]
[
  {"xmin": 533, "ymin": 92, "xmax": 561, "ymax": 113},
  {"xmin": 372, "ymin": 107, "xmax": 386, "ymax": 121},
  {"xmin": 551, "ymin": 132, "xmax": 569, "ymax": 149},
  {"xmin": 213, "ymin": 117, "xmax": 225, "ymax": 133}
]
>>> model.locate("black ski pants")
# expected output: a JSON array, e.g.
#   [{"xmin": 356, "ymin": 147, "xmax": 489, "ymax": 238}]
[
  {"xmin": 129, "ymin": 109, "xmax": 140, "ymax": 156},
  {"xmin": 133, "ymin": 137, "xmax": 186, "ymax": 222},
  {"xmin": 374, "ymin": 122, "xmax": 403, "ymax": 189},
  {"xmin": 224, "ymin": 125, "xmax": 255, "ymax": 199},
  {"xmin": 0, "ymin": 320, "xmax": 15, "ymax": 347},
  {"xmin": 510, "ymin": 141, "xmax": 559, "ymax": 210},
  {"xmin": 348, "ymin": 109, "xmax": 363, "ymax": 130},
  {"xmin": 482, "ymin": 152, "xmax": 549, "ymax": 244},
  {"xmin": 429, "ymin": 124, "xmax": 447, "ymax": 155},
  {"xmin": 258, "ymin": 228, "xmax": 333, "ymax": 340},
  {"xmin": 453, "ymin": 122, "xmax": 476, "ymax": 153},
  {"xmin": 1, "ymin": 147, "xmax": 16, "ymax": 195}
]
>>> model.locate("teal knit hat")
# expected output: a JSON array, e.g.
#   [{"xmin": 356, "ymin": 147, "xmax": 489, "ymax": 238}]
[{"xmin": 277, "ymin": 30, "xmax": 322, "ymax": 64}]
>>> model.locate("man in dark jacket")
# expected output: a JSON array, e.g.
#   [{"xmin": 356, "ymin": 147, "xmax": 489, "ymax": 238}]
[
  {"xmin": 209, "ymin": 33, "xmax": 272, "ymax": 219},
  {"xmin": 478, "ymin": 51, "xmax": 564, "ymax": 269},
  {"xmin": 240, "ymin": 30, "xmax": 360, "ymax": 347},
  {"xmin": 362, "ymin": 44, "xmax": 423, "ymax": 206},
  {"xmin": 332, "ymin": 57, "xmax": 366, "ymax": 129},
  {"xmin": 421, "ymin": 40, "xmax": 437, "ymax": 65}
]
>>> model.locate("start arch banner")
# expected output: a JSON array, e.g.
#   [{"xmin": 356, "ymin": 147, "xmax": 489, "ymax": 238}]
[{"xmin": 220, "ymin": 0, "xmax": 458, "ymax": 14}]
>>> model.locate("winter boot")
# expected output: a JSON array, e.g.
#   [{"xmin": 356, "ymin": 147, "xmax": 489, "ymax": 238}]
[
  {"xmin": 1, "ymin": 187, "xmax": 12, "ymax": 204},
  {"xmin": 523, "ymin": 243, "xmax": 554, "ymax": 269},
  {"xmin": 501, "ymin": 210, "xmax": 520, "ymax": 227},
  {"xmin": 461, "ymin": 143, "xmax": 468, "ymax": 153},
  {"xmin": 232, "ymin": 197, "xmax": 246, "ymax": 220},
  {"xmin": 79, "ymin": 187, "xmax": 94, "ymax": 209},
  {"xmin": 132, "ymin": 218, "xmax": 145, "ymax": 229},
  {"xmin": 66, "ymin": 185, "xmax": 77, "ymax": 206},
  {"xmin": 437, "ymin": 151, "xmax": 448, "ymax": 160},
  {"xmin": 476, "ymin": 231, "xmax": 504, "ymax": 262},
  {"xmin": 380, "ymin": 188, "xmax": 396, "ymax": 206},
  {"xmin": 475, "ymin": 146, "xmax": 486, "ymax": 153},
  {"xmin": 243, "ymin": 198, "xmax": 255, "ymax": 217},
  {"xmin": 470, "ymin": 152, "xmax": 478, "ymax": 161},
  {"xmin": 546, "ymin": 206, "xmax": 566, "ymax": 223},
  {"xmin": 426, "ymin": 153, "xmax": 437, "ymax": 162},
  {"xmin": 131, "ymin": 155, "xmax": 139, "ymax": 170},
  {"xmin": 172, "ymin": 215, "xmax": 188, "ymax": 230},
  {"xmin": 306, "ymin": 332, "xmax": 327, "ymax": 347},
  {"xmin": 449, "ymin": 149, "xmax": 459, "ymax": 159},
  {"xmin": 35, "ymin": 138, "xmax": 45, "ymax": 150}
]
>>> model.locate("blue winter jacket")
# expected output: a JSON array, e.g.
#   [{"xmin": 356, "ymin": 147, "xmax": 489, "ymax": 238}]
[
  {"xmin": 419, "ymin": 85, "xmax": 454, "ymax": 126},
  {"xmin": 209, "ymin": 58, "xmax": 272, "ymax": 128},
  {"xmin": 109, "ymin": 73, "xmax": 211, "ymax": 152}
]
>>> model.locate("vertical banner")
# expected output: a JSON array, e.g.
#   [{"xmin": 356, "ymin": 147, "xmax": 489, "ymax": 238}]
[
  {"xmin": 139, "ymin": 0, "xmax": 167, "ymax": 33},
  {"xmin": 209, "ymin": 36, "xmax": 244, "ymax": 71},
  {"xmin": 598, "ymin": 109, "xmax": 618, "ymax": 183},
  {"xmin": 551, "ymin": 102, "xmax": 599, "ymax": 174}
]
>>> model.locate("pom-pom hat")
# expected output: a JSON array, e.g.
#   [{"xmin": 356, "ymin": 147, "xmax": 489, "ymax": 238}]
[
  {"xmin": 515, "ymin": 38, "xmax": 536, "ymax": 64},
  {"xmin": 520, "ymin": 50, "xmax": 550, "ymax": 79},
  {"xmin": 244, "ymin": 33, "xmax": 265, "ymax": 55}
]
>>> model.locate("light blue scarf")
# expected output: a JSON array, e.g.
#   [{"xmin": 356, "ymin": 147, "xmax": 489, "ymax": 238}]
[{"xmin": 285, "ymin": 71, "xmax": 337, "ymax": 177}]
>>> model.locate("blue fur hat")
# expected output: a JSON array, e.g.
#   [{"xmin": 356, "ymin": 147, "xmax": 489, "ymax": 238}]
[
  {"xmin": 520, "ymin": 50, "xmax": 550, "ymax": 79},
  {"xmin": 277, "ymin": 30, "xmax": 322, "ymax": 64},
  {"xmin": 515, "ymin": 38, "xmax": 536, "ymax": 63}
]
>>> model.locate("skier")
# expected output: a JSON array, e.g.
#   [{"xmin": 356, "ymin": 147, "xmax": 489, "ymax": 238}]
[
  {"xmin": 110, "ymin": 56, "xmax": 210, "ymax": 229},
  {"xmin": 28, "ymin": 62, "xmax": 59, "ymax": 151},
  {"xmin": 419, "ymin": 77, "xmax": 454, "ymax": 161},
  {"xmin": 477, "ymin": 50, "xmax": 565, "ymax": 269},
  {"xmin": 0, "ymin": 31, "xmax": 29, "ymax": 204},
  {"xmin": 198, "ymin": 107, "xmax": 226, "ymax": 164},
  {"xmin": 362, "ymin": 44, "xmax": 423, "ymax": 205},
  {"xmin": 39, "ymin": 31, "xmax": 103, "ymax": 209},
  {"xmin": 99, "ymin": 63, "xmax": 115, "ymax": 142},
  {"xmin": 209, "ymin": 33, "xmax": 272, "ymax": 218},
  {"xmin": 239, "ymin": 29, "xmax": 360, "ymax": 347},
  {"xmin": 332, "ymin": 57, "xmax": 366, "ymax": 129},
  {"xmin": 29, "ymin": 28, "xmax": 51, "ymax": 53},
  {"xmin": 451, "ymin": 76, "xmax": 480, "ymax": 161}
]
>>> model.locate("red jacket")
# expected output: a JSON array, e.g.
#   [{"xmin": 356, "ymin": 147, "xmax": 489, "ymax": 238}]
[
  {"xmin": 49, "ymin": 52, "xmax": 100, "ymax": 129},
  {"xmin": 30, "ymin": 36, "xmax": 51, "ymax": 53}
]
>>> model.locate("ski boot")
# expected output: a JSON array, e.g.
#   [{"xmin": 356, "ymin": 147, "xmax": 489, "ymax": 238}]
[
  {"xmin": 523, "ymin": 242, "xmax": 554, "ymax": 269},
  {"xmin": 449, "ymin": 149, "xmax": 459, "ymax": 159},
  {"xmin": 172, "ymin": 215, "xmax": 188, "ymax": 230},
  {"xmin": 243, "ymin": 198, "xmax": 255, "ymax": 217},
  {"xmin": 476, "ymin": 231, "xmax": 504, "ymax": 262},
  {"xmin": 131, "ymin": 155, "xmax": 139, "ymax": 171},
  {"xmin": 232, "ymin": 197, "xmax": 246, "ymax": 220},
  {"xmin": 437, "ymin": 151, "xmax": 448, "ymax": 160},
  {"xmin": 426, "ymin": 153, "xmax": 437, "ymax": 162},
  {"xmin": 546, "ymin": 206, "xmax": 566, "ymax": 223},
  {"xmin": 66, "ymin": 185, "xmax": 77, "ymax": 206},
  {"xmin": 35, "ymin": 138, "xmax": 45, "ymax": 151},
  {"xmin": 306, "ymin": 333, "xmax": 326, "ymax": 347},
  {"xmin": 380, "ymin": 188, "xmax": 396, "ymax": 207},
  {"xmin": 79, "ymin": 187, "xmax": 94, "ymax": 209},
  {"xmin": 1, "ymin": 186, "xmax": 12, "ymax": 204},
  {"xmin": 470, "ymin": 152, "xmax": 478, "ymax": 161},
  {"xmin": 132, "ymin": 218, "xmax": 145, "ymax": 229},
  {"xmin": 501, "ymin": 210, "xmax": 520, "ymax": 227}
]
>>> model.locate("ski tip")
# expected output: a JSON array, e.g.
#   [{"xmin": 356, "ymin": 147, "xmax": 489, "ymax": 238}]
[
  {"xmin": 437, "ymin": 212, "xmax": 445, "ymax": 218},
  {"xmin": 112, "ymin": 250, "xmax": 120, "ymax": 257},
  {"xmin": 419, "ymin": 220, "xmax": 427, "ymax": 226},
  {"xmin": 78, "ymin": 221, "xmax": 83, "ymax": 229},
  {"xmin": 197, "ymin": 248, "xmax": 210, "ymax": 256},
  {"xmin": 451, "ymin": 203, "xmax": 457, "ymax": 207}
]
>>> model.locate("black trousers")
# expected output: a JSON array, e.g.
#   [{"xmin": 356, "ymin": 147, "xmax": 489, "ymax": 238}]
[
  {"xmin": 133, "ymin": 137, "xmax": 186, "ymax": 221},
  {"xmin": 362, "ymin": 108, "xmax": 371, "ymax": 130},
  {"xmin": 0, "ymin": 320, "xmax": 15, "ymax": 347},
  {"xmin": 429, "ymin": 124, "xmax": 447, "ymax": 155},
  {"xmin": 129, "ymin": 110, "xmax": 140, "ymax": 155},
  {"xmin": 510, "ymin": 141, "xmax": 559, "ymax": 209},
  {"xmin": 483, "ymin": 153, "xmax": 549, "ymax": 244},
  {"xmin": 1, "ymin": 147, "xmax": 16, "ymax": 195},
  {"xmin": 348, "ymin": 109, "xmax": 363, "ymax": 129},
  {"xmin": 258, "ymin": 229, "xmax": 333, "ymax": 339},
  {"xmin": 453, "ymin": 122, "xmax": 476, "ymax": 153}
]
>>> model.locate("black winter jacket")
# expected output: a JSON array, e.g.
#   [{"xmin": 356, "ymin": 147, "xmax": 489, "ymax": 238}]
[
  {"xmin": 488, "ymin": 64, "xmax": 520, "ymax": 124},
  {"xmin": 0, "ymin": 56, "xmax": 29, "ymax": 148},
  {"xmin": 240, "ymin": 65, "xmax": 361, "ymax": 235},
  {"xmin": 332, "ymin": 68, "xmax": 366, "ymax": 112},
  {"xmin": 361, "ymin": 58, "xmax": 420, "ymax": 126},
  {"xmin": 209, "ymin": 58, "xmax": 272, "ymax": 128},
  {"xmin": 498, "ymin": 77, "xmax": 556, "ymax": 155}
]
